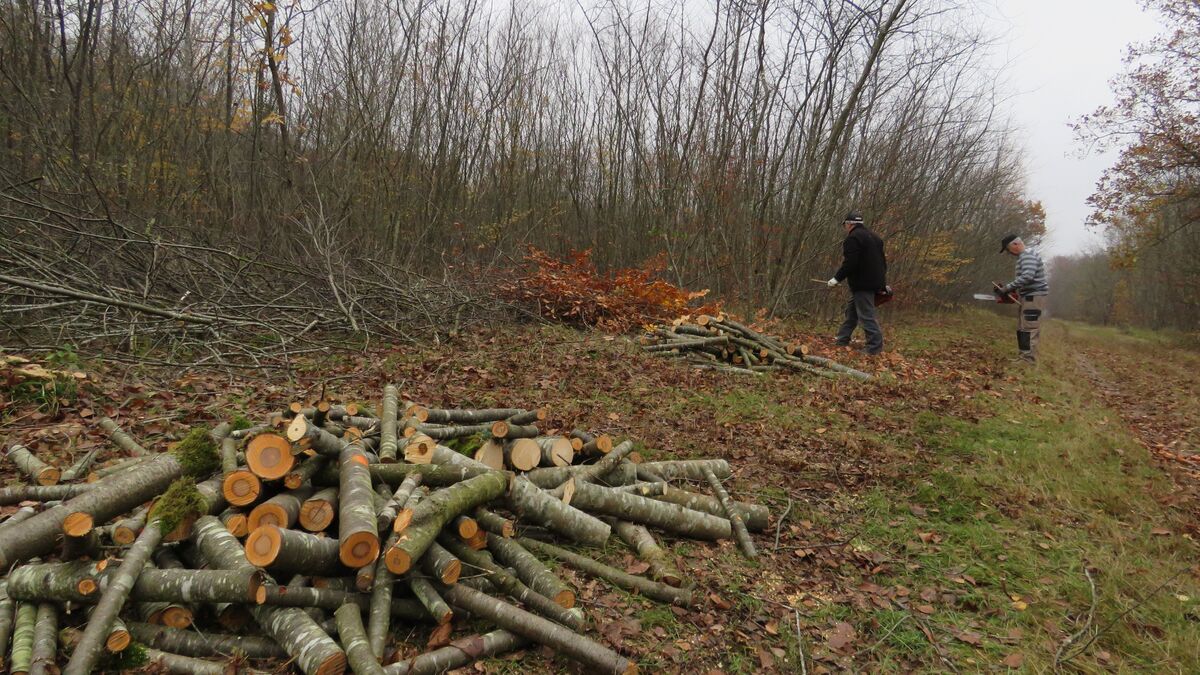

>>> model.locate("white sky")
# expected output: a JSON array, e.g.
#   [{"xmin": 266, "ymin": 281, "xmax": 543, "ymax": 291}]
[{"xmin": 985, "ymin": 0, "xmax": 1163, "ymax": 257}]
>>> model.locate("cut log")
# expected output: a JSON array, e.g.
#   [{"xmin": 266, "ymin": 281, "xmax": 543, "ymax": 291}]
[
  {"xmin": 64, "ymin": 517, "xmax": 164, "ymax": 675},
  {"xmin": 651, "ymin": 484, "xmax": 768, "ymax": 531},
  {"xmin": 98, "ymin": 417, "xmax": 150, "ymax": 456},
  {"xmin": 548, "ymin": 440, "xmax": 634, "ymax": 500},
  {"xmin": 219, "ymin": 435, "xmax": 238, "ymax": 477},
  {"xmin": 0, "ymin": 484, "xmax": 91, "ymax": 507},
  {"xmin": 382, "ymin": 629, "xmax": 526, "ymax": 675},
  {"xmin": 221, "ymin": 468, "xmax": 261, "ymax": 507},
  {"xmin": 60, "ymin": 447, "xmax": 101, "ymax": 483},
  {"xmin": 144, "ymin": 648, "xmax": 231, "ymax": 675},
  {"xmin": 9, "ymin": 602, "xmax": 36, "ymax": 675},
  {"xmin": 378, "ymin": 385, "xmax": 400, "ymax": 463},
  {"xmin": 703, "ymin": 468, "xmax": 757, "ymax": 559},
  {"xmin": 28, "ymin": 603, "xmax": 56, "ymax": 675},
  {"xmin": 472, "ymin": 440, "xmax": 505, "ymax": 470},
  {"xmin": 567, "ymin": 481, "xmax": 730, "ymax": 540},
  {"xmin": 6, "ymin": 445, "xmax": 60, "ymax": 486},
  {"xmin": 634, "ymin": 459, "xmax": 731, "ymax": 481},
  {"xmin": 246, "ymin": 525, "xmax": 346, "ymax": 577},
  {"xmin": 191, "ymin": 516, "xmax": 347, "ymax": 675},
  {"xmin": 473, "ymin": 508, "xmax": 515, "ymax": 538},
  {"xmin": 438, "ymin": 537, "xmax": 580, "ymax": 629},
  {"xmin": 453, "ymin": 515, "xmax": 479, "ymax": 539},
  {"xmin": 504, "ymin": 438, "xmax": 541, "ymax": 471},
  {"xmin": 300, "ymin": 487, "xmax": 339, "ymax": 532},
  {"xmin": 534, "ymin": 437, "xmax": 574, "ymax": 467},
  {"xmin": 423, "ymin": 408, "xmax": 523, "ymax": 425},
  {"xmin": 401, "ymin": 434, "xmax": 435, "ymax": 464},
  {"xmin": 384, "ymin": 472, "xmax": 509, "ymax": 574},
  {"xmin": 485, "ymin": 533, "xmax": 575, "ymax": 608},
  {"xmin": 127, "ymin": 622, "xmax": 286, "ymax": 659},
  {"xmin": 408, "ymin": 576, "xmax": 452, "ymax": 625},
  {"xmin": 248, "ymin": 486, "xmax": 313, "ymax": 531},
  {"xmin": 440, "ymin": 584, "xmax": 636, "ymax": 674},
  {"xmin": 105, "ymin": 616, "xmax": 130, "ymax": 652},
  {"xmin": 334, "ymin": 604, "xmax": 385, "ymax": 675},
  {"xmin": 465, "ymin": 529, "xmax": 487, "ymax": 550},
  {"xmin": 287, "ymin": 416, "xmax": 347, "ymax": 456},
  {"xmin": 518, "ymin": 538, "xmax": 692, "ymax": 607},
  {"xmin": 420, "ymin": 542, "xmax": 463, "ymax": 585},
  {"xmin": 489, "ymin": 421, "xmax": 539, "ymax": 440},
  {"xmin": 506, "ymin": 477, "xmax": 610, "ymax": 546},
  {"xmin": 220, "ymin": 509, "xmax": 249, "ymax": 537},
  {"xmin": 609, "ymin": 520, "xmax": 684, "ymax": 587},
  {"xmin": 367, "ymin": 462, "xmax": 497, "ymax": 488},
  {"xmin": 0, "ymin": 441, "xmax": 215, "ymax": 568},
  {"xmin": 0, "ymin": 581, "xmax": 13, "ymax": 669},
  {"xmin": 62, "ymin": 528, "xmax": 101, "ymax": 560},
  {"xmin": 112, "ymin": 506, "xmax": 150, "ymax": 545},
  {"xmin": 259, "ymin": 585, "xmax": 427, "ymax": 620},
  {"xmin": 5, "ymin": 561, "xmax": 103, "ymax": 604},
  {"xmin": 506, "ymin": 408, "xmax": 548, "ymax": 425},
  {"xmin": 376, "ymin": 474, "xmax": 420, "ymax": 532},
  {"xmin": 245, "ymin": 433, "xmax": 294, "ymax": 480},
  {"xmin": 524, "ymin": 462, "xmax": 636, "ymax": 490},
  {"xmin": 367, "ymin": 532, "xmax": 398, "ymax": 659},
  {"xmin": 285, "ymin": 455, "xmax": 328, "ymax": 490},
  {"xmin": 338, "ymin": 442, "xmax": 380, "ymax": 568}
]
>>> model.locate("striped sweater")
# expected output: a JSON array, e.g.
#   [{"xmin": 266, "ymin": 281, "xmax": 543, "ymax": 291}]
[{"xmin": 1003, "ymin": 248, "xmax": 1049, "ymax": 296}]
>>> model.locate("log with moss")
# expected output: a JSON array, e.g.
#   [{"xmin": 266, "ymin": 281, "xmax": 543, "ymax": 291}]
[
  {"xmin": 440, "ymin": 584, "xmax": 636, "ymax": 675},
  {"xmin": 0, "ymin": 429, "xmax": 218, "ymax": 569},
  {"xmin": 384, "ymin": 472, "xmax": 508, "ymax": 574},
  {"xmin": 334, "ymin": 604, "xmax": 385, "ymax": 675},
  {"xmin": 9, "ymin": 602, "xmax": 36, "ymax": 675},
  {"xmin": 98, "ymin": 417, "xmax": 150, "ymax": 456},
  {"xmin": 128, "ymin": 622, "xmax": 285, "ymax": 660},
  {"xmin": 484, "ymin": 533, "xmax": 575, "ymax": 608},
  {"xmin": 338, "ymin": 442, "xmax": 380, "ymax": 568},
  {"xmin": 567, "ymin": 481, "xmax": 730, "ymax": 540},
  {"xmin": 377, "ymin": 385, "xmax": 400, "ymax": 463},
  {"xmin": 438, "ymin": 536, "xmax": 579, "ymax": 629},
  {"xmin": 505, "ymin": 477, "xmax": 610, "ymax": 546},
  {"xmin": 608, "ymin": 520, "xmax": 683, "ymax": 587},
  {"xmin": 518, "ymin": 538, "xmax": 692, "ymax": 607},
  {"xmin": 190, "ymin": 516, "xmax": 347, "ymax": 675},
  {"xmin": 5, "ymin": 444, "xmax": 60, "ymax": 486}
]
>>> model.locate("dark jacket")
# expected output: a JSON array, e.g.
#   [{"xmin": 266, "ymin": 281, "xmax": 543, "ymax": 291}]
[{"xmin": 834, "ymin": 224, "xmax": 887, "ymax": 292}]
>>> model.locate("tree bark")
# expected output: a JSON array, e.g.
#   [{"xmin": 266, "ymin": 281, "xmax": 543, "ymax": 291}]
[
  {"xmin": 518, "ymin": 538, "xmax": 692, "ymax": 607},
  {"xmin": 548, "ymin": 441, "xmax": 634, "ymax": 500},
  {"xmin": 703, "ymin": 469, "xmax": 757, "ymax": 559},
  {"xmin": 98, "ymin": 417, "xmax": 150, "ymax": 456},
  {"xmin": 382, "ymin": 629, "xmax": 526, "ymax": 675},
  {"xmin": 9, "ymin": 602, "xmax": 36, "ymax": 675},
  {"xmin": 634, "ymin": 459, "xmax": 731, "ymax": 481},
  {"xmin": 608, "ymin": 520, "xmax": 683, "ymax": 587},
  {"xmin": 245, "ymin": 525, "xmax": 346, "ymax": 577},
  {"xmin": 334, "ymin": 604, "xmax": 385, "ymax": 675},
  {"xmin": 367, "ymin": 532, "xmax": 398, "ymax": 659},
  {"xmin": 5, "ymin": 445, "xmax": 60, "ymax": 485},
  {"xmin": 28, "ymin": 603, "xmax": 56, "ymax": 675},
  {"xmin": 339, "ymin": 442, "xmax": 380, "ymax": 568},
  {"xmin": 485, "ymin": 533, "xmax": 575, "ymax": 608},
  {"xmin": 567, "ymin": 481, "xmax": 731, "ymax": 540},
  {"xmin": 524, "ymin": 462, "xmax": 635, "ymax": 490},
  {"xmin": 650, "ymin": 484, "xmax": 768, "ymax": 531},
  {"xmin": 424, "ymin": 408, "xmax": 523, "ymax": 425},
  {"xmin": 506, "ymin": 477, "xmax": 610, "ymax": 546},
  {"xmin": 378, "ymin": 384, "xmax": 399, "ymax": 463},
  {"xmin": 0, "ymin": 581, "xmax": 13, "ymax": 670},
  {"xmin": 440, "ymin": 584, "xmax": 636, "ymax": 674},
  {"xmin": 384, "ymin": 472, "xmax": 508, "ymax": 574},
  {"xmin": 128, "ymin": 622, "xmax": 286, "ymax": 659},
  {"xmin": 408, "ymin": 576, "xmax": 452, "ymax": 625},
  {"xmin": 0, "ymin": 484, "xmax": 91, "ymax": 507},
  {"xmin": 438, "ymin": 536, "xmax": 579, "ymax": 629},
  {"xmin": 144, "ymin": 648, "xmax": 232, "ymax": 675},
  {"xmin": 489, "ymin": 421, "xmax": 540, "ymax": 440}
]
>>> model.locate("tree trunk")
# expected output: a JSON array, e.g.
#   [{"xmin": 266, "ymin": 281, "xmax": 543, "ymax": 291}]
[
  {"xmin": 28, "ymin": 603, "xmax": 56, "ymax": 675},
  {"xmin": 300, "ymin": 487, "xmax": 338, "ymax": 532},
  {"xmin": 0, "ymin": 484, "xmax": 92, "ymax": 507},
  {"xmin": 506, "ymin": 477, "xmax": 610, "ymax": 546},
  {"xmin": 567, "ymin": 482, "xmax": 731, "ymax": 540},
  {"xmin": 518, "ymin": 538, "xmax": 692, "ymax": 607},
  {"xmin": 98, "ymin": 417, "xmax": 149, "ymax": 456},
  {"xmin": 366, "ymin": 463, "xmax": 497, "ymax": 488},
  {"xmin": 64, "ymin": 519, "xmax": 164, "ymax": 675},
  {"xmin": 424, "ymin": 408, "xmax": 523, "ymax": 425},
  {"xmin": 440, "ymin": 584, "xmax": 636, "ymax": 674},
  {"xmin": 703, "ymin": 468, "xmax": 757, "ymax": 559},
  {"xmin": 127, "ymin": 622, "xmax": 285, "ymax": 659},
  {"xmin": 485, "ymin": 533, "xmax": 575, "ymax": 608},
  {"xmin": 634, "ymin": 459, "xmax": 731, "ymax": 481},
  {"xmin": 260, "ymin": 586, "xmax": 426, "ymax": 620},
  {"xmin": 334, "ymin": 605, "xmax": 385, "ymax": 675},
  {"xmin": 190, "ymin": 516, "xmax": 347, "ymax": 675},
  {"xmin": 5, "ymin": 445, "xmax": 60, "ymax": 485},
  {"xmin": 420, "ymin": 543, "xmax": 462, "ymax": 585},
  {"xmin": 416, "ymin": 423, "xmax": 491, "ymax": 441},
  {"xmin": 506, "ymin": 409, "xmax": 547, "ymax": 426},
  {"xmin": 384, "ymin": 472, "xmax": 508, "ymax": 574},
  {"xmin": 245, "ymin": 525, "xmax": 346, "ymax": 577},
  {"xmin": 608, "ymin": 520, "xmax": 683, "ymax": 587},
  {"xmin": 378, "ymin": 385, "xmax": 399, "ymax": 463},
  {"xmin": 248, "ymin": 485, "xmax": 313, "ymax": 531},
  {"xmin": 219, "ymin": 435, "xmax": 239, "ymax": 477},
  {"xmin": 338, "ymin": 442, "xmax": 380, "ymax": 568},
  {"xmin": 0, "ymin": 453, "xmax": 186, "ymax": 568},
  {"xmin": 382, "ymin": 629, "xmax": 526, "ymax": 675}
]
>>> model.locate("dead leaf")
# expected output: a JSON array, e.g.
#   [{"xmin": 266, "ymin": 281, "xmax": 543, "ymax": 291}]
[
  {"xmin": 1002, "ymin": 653, "xmax": 1024, "ymax": 668},
  {"xmin": 826, "ymin": 622, "xmax": 856, "ymax": 651},
  {"xmin": 709, "ymin": 593, "xmax": 732, "ymax": 610},
  {"xmin": 1151, "ymin": 528, "xmax": 1172, "ymax": 536},
  {"xmin": 956, "ymin": 631, "xmax": 982, "ymax": 646},
  {"xmin": 915, "ymin": 604, "xmax": 935, "ymax": 615},
  {"xmin": 625, "ymin": 560, "xmax": 650, "ymax": 575},
  {"xmin": 764, "ymin": 620, "xmax": 779, "ymax": 635}
]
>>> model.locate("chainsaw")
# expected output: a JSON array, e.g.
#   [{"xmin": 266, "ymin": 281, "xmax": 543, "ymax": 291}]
[
  {"xmin": 973, "ymin": 283, "xmax": 1018, "ymax": 304},
  {"xmin": 813, "ymin": 280, "xmax": 895, "ymax": 306}
]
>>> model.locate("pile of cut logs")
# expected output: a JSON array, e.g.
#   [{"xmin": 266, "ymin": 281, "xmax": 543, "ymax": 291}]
[
  {"xmin": 641, "ymin": 315, "xmax": 871, "ymax": 381},
  {"xmin": 0, "ymin": 388, "xmax": 769, "ymax": 675}
]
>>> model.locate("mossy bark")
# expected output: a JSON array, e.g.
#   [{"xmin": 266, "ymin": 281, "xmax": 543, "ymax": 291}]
[
  {"xmin": 505, "ymin": 477, "xmax": 610, "ymax": 546},
  {"xmin": 28, "ymin": 603, "xmax": 56, "ymax": 675},
  {"xmin": 566, "ymin": 481, "xmax": 731, "ymax": 540},
  {"xmin": 384, "ymin": 472, "xmax": 508, "ymax": 574},
  {"xmin": 518, "ymin": 537, "xmax": 692, "ymax": 607}
]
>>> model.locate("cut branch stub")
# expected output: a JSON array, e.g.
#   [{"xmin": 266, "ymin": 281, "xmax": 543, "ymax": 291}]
[{"xmin": 246, "ymin": 433, "xmax": 295, "ymax": 480}]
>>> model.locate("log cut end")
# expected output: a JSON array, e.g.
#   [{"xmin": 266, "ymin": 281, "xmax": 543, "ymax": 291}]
[
  {"xmin": 384, "ymin": 546, "xmax": 412, "ymax": 575},
  {"xmin": 222, "ymin": 470, "xmax": 261, "ymax": 507},
  {"xmin": 339, "ymin": 531, "xmax": 380, "ymax": 568},
  {"xmin": 392, "ymin": 508, "xmax": 414, "ymax": 534},
  {"xmin": 62, "ymin": 512, "xmax": 94, "ymax": 537},
  {"xmin": 555, "ymin": 589, "xmax": 577, "ymax": 609},
  {"xmin": 595, "ymin": 435, "xmax": 614, "ymax": 453},
  {"xmin": 247, "ymin": 503, "xmax": 287, "ymax": 531},
  {"xmin": 246, "ymin": 433, "xmax": 294, "ymax": 480},
  {"xmin": 508, "ymin": 439, "xmax": 541, "ymax": 471},
  {"xmin": 455, "ymin": 516, "xmax": 479, "ymax": 539},
  {"xmin": 439, "ymin": 558, "xmax": 462, "ymax": 584},
  {"xmin": 160, "ymin": 605, "xmax": 194, "ymax": 629},
  {"xmin": 490, "ymin": 420, "xmax": 509, "ymax": 438},
  {"xmin": 221, "ymin": 511, "xmax": 249, "ymax": 538},
  {"xmin": 315, "ymin": 651, "xmax": 348, "ymax": 675},
  {"xmin": 299, "ymin": 499, "xmax": 336, "ymax": 532},
  {"xmin": 286, "ymin": 415, "xmax": 309, "ymax": 442},
  {"xmin": 244, "ymin": 525, "xmax": 283, "ymax": 567},
  {"xmin": 105, "ymin": 627, "xmax": 131, "ymax": 653},
  {"xmin": 36, "ymin": 466, "xmax": 61, "ymax": 486},
  {"xmin": 403, "ymin": 434, "xmax": 435, "ymax": 464},
  {"xmin": 475, "ymin": 440, "xmax": 505, "ymax": 470}
]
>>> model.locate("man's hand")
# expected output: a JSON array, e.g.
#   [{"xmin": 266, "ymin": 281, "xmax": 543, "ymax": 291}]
[
  {"xmin": 827, "ymin": 277, "xmax": 839, "ymax": 288},
  {"xmin": 994, "ymin": 286, "xmax": 1007, "ymax": 298}
]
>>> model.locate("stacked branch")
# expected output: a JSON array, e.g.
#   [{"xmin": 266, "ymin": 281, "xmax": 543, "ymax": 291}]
[
  {"xmin": 0, "ymin": 389, "xmax": 768, "ymax": 675},
  {"xmin": 641, "ymin": 315, "xmax": 872, "ymax": 380}
]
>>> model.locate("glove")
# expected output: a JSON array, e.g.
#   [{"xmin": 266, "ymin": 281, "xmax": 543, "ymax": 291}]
[{"xmin": 827, "ymin": 277, "xmax": 839, "ymax": 288}]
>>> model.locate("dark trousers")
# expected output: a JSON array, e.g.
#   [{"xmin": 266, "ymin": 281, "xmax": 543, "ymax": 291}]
[{"xmin": 835, "ymin": 291, "xmax": 884, "ymax": 354}]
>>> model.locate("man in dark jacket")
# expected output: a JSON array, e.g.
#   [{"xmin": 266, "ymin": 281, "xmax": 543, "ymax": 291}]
[{"xmin": 827, "ymin": 211, "xmax": 887, "ymax": 354}]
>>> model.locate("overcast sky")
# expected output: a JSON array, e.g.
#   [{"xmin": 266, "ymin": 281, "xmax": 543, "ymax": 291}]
[{"xmin": 985, "ymin": 0, "xmax": 1162, "ymax": 257}]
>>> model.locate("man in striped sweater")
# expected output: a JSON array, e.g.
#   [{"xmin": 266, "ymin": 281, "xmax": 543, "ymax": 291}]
[{"xmin": 998, "ymin": 234, "xmax": 1049, "ymax": 362}]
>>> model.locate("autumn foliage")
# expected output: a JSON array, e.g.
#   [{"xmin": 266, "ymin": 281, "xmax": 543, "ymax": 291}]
[{"xmin": 499, "ymin": 247, "xmax": 719, "ymax": 332}]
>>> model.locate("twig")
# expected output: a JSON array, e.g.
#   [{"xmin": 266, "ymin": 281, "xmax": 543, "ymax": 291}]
[
  {"xmin": 1053, "ymin": 562, "xmax": 1097, "ymax": 669},
  {"xmin": 774, "ymin": 498, "xmax": 794, "ymax": 552},
  {"xmin": 794, "ymin": 610, "xmax": 807, "ymax": 675}
]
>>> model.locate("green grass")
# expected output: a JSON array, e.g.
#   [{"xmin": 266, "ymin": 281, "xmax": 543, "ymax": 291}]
[{"xmin": 844, "ymin": 318, "xmax": 1200, "ymax": 672}]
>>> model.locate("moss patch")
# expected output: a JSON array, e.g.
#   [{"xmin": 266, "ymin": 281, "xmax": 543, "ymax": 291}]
[
  {"xmin": 148, "ymin": 478, "xmax": 205, "ymax": 535},
  {"xmin": 171, "ymin": 427, "xmax": 219, "ymax": 477}
]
